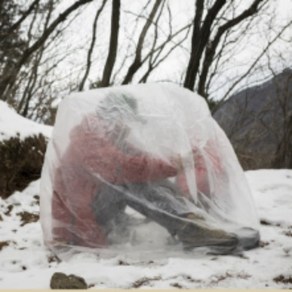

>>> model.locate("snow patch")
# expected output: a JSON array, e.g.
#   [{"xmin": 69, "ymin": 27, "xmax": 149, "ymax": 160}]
[
  {"xmin": 0, "ymin": 170, "xmax": 292, "ymax": 288},
  {"xmin": 0, "ymin": 101, "xmax": 52, "ymax": 141}
]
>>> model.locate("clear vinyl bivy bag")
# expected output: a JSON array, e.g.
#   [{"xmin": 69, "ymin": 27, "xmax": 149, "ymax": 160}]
[{"xmin": 40, "ymin": 83, "xmax": 259, "ymax": 257}]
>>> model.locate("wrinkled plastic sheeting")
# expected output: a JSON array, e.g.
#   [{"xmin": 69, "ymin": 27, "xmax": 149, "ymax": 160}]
[{"xmin": 40, "ymin": 83, "xmax": 259, "ymax": 257}]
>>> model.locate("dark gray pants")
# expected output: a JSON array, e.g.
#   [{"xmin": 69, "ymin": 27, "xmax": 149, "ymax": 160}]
[
  {"xmin": 92, "ymin": 180, "xmax": 260, "ymax": 252},
  {"xmin": 92, "ymin": 180, "xmax": 193, "ymax": 236}
]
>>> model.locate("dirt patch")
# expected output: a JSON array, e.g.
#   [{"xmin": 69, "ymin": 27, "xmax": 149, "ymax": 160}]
[
  {"xmin": 48, "ymin": 255, "xmax": 61, "ymax": 264},
  {"xmin": 167, "ymin": 274, "xmax": 201, "ymax": 288},
  {"xmin": 33, "ymin": 195, "xmax": 40, "ymax": 205},
  {"xmin": 180, "ymin": 274, "xmax": 202, "ymax": 283},
  {"xmin": 17, "ymin": 211, "xmax": 39, "ymax": 226},
  {"xmin": 210, "ymin": 272, "xmax": 233, "ymax": 285},
  {"xmin": 118, "ymin": 259, "xmax": 129, "ymax": 266},
  {"xmin": 210, "ymin": 272, "xmax": 251, "ymax": 285},
  {"xmin": 0, "ymin": 214, "xmax": 3, "ymax": 221},
  {"xmin": 273, "ymin": 275, "xmax": 292, "ymax": 284},
  {"xmin": 171, "ymin": 282, "xmax": 184, "ymax": 288},
  {"xmin": 4, "ymin": 205, "xmax": 13, "ymax": 216},
  {"xmin": 260, "ymin": 219, "xmax": 281, "ymax": 227},
  {"xmin": 284, "ymin": 230, "xmax": 292, "ymax": 237},
  {"xmin": 0, "ymin": 241, "xmax": 9, "ymax": 250},
  {"xmin": 132, "ymin": 276, "xmax": 161, "ymax": 288},
  {"xmin": 259, "ymin": 241, "xmax": 270, "ymax": 248}
]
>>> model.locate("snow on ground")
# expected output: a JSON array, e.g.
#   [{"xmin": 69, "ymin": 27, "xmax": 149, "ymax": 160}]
[
  {"xmin": 0, "ymin": 101, "xmax": 52, "ymax": 141},
  {"xmin": 0, "ymin": 169, "xmax": 292, "ymax": 289}
]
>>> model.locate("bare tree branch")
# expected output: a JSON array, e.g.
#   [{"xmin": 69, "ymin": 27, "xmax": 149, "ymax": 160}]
[
  {"xmin": 100, "ymin": 0, "xmax": 120, "ymax": 87},
  {"xmin": 0, "ymin": 0, "xmax": 94, "ymax": 101},
  {"xmin": 198, "ymin": 0, "xmax": 267, "ymax": 97},
  {"xmin": 139, "ymin": 26, "xmax": 191, "ymax": 83},
  {"xmin": 122, "ymin": 0, "xmax": 164, "ymax": 84},
  {"xmin": 215, "ymin": 18, "xmax": 292, "ymax": 111},
  {"xmin": 79, "ymin": 0, "xmax": 108, "ymax": 91},
  {"xmin": 3, "ymin": 0, "xmax": 40, "ymax": 39},
  {"xmin": 184, "ymin": 0, "xmax": 227, "ymax": 90}
]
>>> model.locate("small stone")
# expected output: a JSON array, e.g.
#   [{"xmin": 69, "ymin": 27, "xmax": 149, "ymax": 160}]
[
  {"xmin": 50, "ymin": 272, "xmax": 88, "ymax": 289},
  {"xmin": 0, "ymin": 241, "xmax": 9, "ymax": 251},
  {"xmin": 4, "ymin": 205, "xmax": 13, "ymax": 216}
]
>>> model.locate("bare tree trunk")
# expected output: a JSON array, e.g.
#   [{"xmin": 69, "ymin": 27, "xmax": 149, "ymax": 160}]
[
  {"xmin": 270, "ymin": 65, "xmax": 292, "ymax": 168},
  {"xmin": 274, "ymin": 115, "xmax": 292, "ymax": 168},
  {"xmin": 184, "ymin": 0, "xmax": 226, "ymax": 91},
  {"xmin": 183, "ymin": 0, "xmax": 268, "ymax": 100},
  {"xmin": 122, "ymin": 0, "xmax": 164, "ymax": 84},
  {"xmin": 79, "ymin": 0, "xmax": 108, "ymax": 91},
  {"xmin": 111, "ymin": 1, "xmax": 191, "ymax": 85},
  {"xmin": 100, "ymin": 0, "xmax": 120, "ymax": 87},
  {"xmin": 198, "ymin": 0, "xmax": 266, "ymax": 98},
  {"xmin": 0, "ymin": 0, "xmax": 94, "ymax": 101},
  {"xmin": 4, "ymin": 0, "xmax": 40, "ymax": 38},
  {"xmin": 17, "ymin": 0, "xmax": 46, "ymax": 114}
]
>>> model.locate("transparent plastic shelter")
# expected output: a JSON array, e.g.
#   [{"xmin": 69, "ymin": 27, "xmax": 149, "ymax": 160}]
[{"xmin": 40, "ymin": 83, "xmax": 259, "ymax": 257}]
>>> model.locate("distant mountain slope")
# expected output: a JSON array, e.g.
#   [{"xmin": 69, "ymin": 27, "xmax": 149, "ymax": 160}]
[{"xmin": 214, "ymin": 68, "xmax": 292, "ymax": 169}]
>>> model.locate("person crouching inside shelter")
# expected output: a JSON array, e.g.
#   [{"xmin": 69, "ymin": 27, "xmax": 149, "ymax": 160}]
[
  {"xmin": 51, "ymin": 93, "xmax": 182, "ymax": 248},
  {"xmin": 51, "ymin": 92, "xmax": 240, "ymax": 251}
]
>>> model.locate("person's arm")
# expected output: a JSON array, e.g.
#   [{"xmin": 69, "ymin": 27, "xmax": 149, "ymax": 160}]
[
  {"xmin": 83, "ymin": 136, "xmax": 178, "ymax": 184},
  {"xmin": 70, "ymin": 114, "xmax": 178, "ymax": 184},
  {"xmin": 175, "ymin": 143, "xmax": 223, "ymax": 197}
]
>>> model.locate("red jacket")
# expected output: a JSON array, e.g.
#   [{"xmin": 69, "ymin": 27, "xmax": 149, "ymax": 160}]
[
  {"xmin": 52, "ymin": 114, "xmax": 177, "ymax": 248},
  {"xmin": 176, "ymin": 141, "xmax": 224, "ymax": 198}
]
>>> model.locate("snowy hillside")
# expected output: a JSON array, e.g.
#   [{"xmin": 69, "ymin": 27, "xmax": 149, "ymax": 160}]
[
  {"xmin": 0, "ymin": 99, "xmax": 291, "ymax": 288},
  {"xmin": 0, "ymin": 101, "xmax": 52, "ymax": 141},
  {"xmin": 0, "ymin": 101, "xmax": 53, "ymax": 199},
  {"xmin": 0, "ymin": 170, "xmax": 292, "ymax": 289}
]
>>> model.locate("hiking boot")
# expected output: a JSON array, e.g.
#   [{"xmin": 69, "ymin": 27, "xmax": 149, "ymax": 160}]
[
  {"xmin": 236, "ymin": 227, "xmax": 260, "ymax": 250},
  {"xmin": 176, "ymin": 218, "xmax": 239, "ymax": 253},
  {"xmin": 182, "ymin": 214, "xmax": 260, "ymax": 251},
  {"xmin": 118, "ymin": 183, "xmax": 239, "ymax": 253}
]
